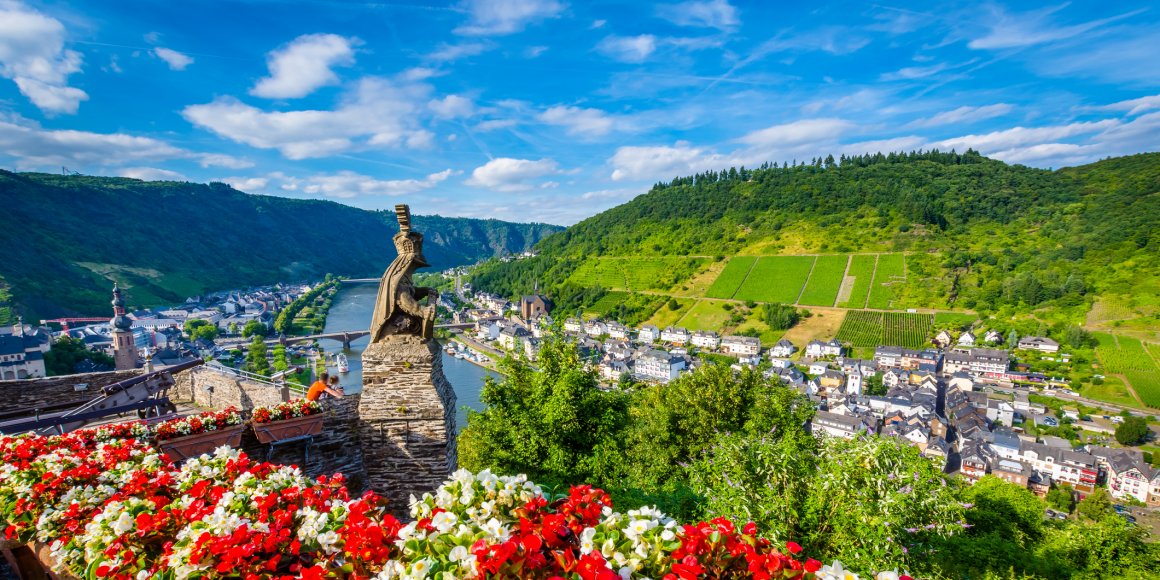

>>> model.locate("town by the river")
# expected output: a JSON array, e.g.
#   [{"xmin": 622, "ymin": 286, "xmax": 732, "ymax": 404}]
[{"xmin": 320, "ymin": 282, "xmax": 492, "ymax": 432}]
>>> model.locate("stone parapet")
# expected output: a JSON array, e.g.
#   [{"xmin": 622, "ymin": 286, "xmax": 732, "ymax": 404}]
[
  {"xmin": 0, "ymin": 369, "xmax": 140, "ymax": 411},
  {"xmin": 176, "ymin": 366, "xmax": 287, "ymax": 410},
  {"xmin": 358, "ymin": 337, "xmax": 457, "ymax": 513}
]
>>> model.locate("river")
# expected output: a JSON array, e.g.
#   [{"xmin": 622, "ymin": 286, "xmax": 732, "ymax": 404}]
[{"xmin": 318, "ymin": 283, "xmax": 495, "ymax": 432}]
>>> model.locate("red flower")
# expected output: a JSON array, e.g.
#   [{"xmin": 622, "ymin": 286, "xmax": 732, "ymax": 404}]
[
  {"xmin": 805, "ymin": 558, "xmax": 822, "ymax": 573},
  {"xmin": 786, "ymin": 540, "xmax": 803, "ymax": 554}
]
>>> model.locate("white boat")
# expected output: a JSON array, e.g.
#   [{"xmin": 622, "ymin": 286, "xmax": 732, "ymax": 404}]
[
  {"xmin": 337, "ymin": 353, "xmax": 350, "ymax": 373},
  {"xmin": 455, "ymin": 352, "xmax": 467, "ymax": 359}
]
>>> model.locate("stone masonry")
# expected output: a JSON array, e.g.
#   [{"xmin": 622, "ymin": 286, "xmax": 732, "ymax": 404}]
[
  {"xmin": 0, "ymin": 369, "xmax": 140, "ymax": 411},
  {"xmin": 358, "ymin": 336, "xmax": 457, "ymax": 513}
]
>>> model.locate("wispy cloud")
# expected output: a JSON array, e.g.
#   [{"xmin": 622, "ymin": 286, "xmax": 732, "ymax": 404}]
[
  {"xmin": 454, "ymin": 0, "xmax": 565, "ymax": 36},
  {"xmin": 539, "ymin": 105, "xmax": 617, "ymax": 137},
  {"xmin": 596, "ymin": 35, "xmax": 657, "ymax": 63},
  {"xmin": 152, "ymin": 47, "xmax": 193, "ymax": 70},
  {"xmin": 968, "ymin": 4, "xmax": 1145, "ymax": 50},
  {"xmin": 425, "ymin": 41, "xmax": 492, "ymax": 62},
  {"xmin": 907, "ymin": 103, "xmax": 1013, "ymax": 128},
  {"xmin": 656, "ymin": 0, "xmax": 739, "ymax": 32}
]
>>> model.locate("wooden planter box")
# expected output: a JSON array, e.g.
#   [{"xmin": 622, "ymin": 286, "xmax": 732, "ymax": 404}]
[
  {"xmin": 156, "ymin": 424, "xmax": 245, "ymax": 462},
  {"xmin": 251, "ymin": 414, "xmax": 325, "ymax": 444}
]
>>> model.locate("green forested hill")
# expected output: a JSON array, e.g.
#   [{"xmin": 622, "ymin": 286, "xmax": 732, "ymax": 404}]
[
  {"xmin": 0, "ymin": 171, "xmax": 560, "ymax": 320},
  {"xmin": 474, "ymin": 151, "xmax": 1160, "ymax": 333}
]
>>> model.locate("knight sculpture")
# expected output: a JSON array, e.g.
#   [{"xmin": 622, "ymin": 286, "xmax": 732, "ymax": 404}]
[{"xmin": 369, "ymin": 204, "xmax": 439, "ymax": 342}]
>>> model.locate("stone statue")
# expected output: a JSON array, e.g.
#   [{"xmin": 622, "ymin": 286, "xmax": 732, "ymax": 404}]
[{"xmin": 369, "ymin": 204, "xmax": 439, "ymax": 342}]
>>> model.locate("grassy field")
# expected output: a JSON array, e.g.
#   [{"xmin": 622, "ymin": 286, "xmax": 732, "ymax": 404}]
[
  {"xmin": 733, "ymin": 256, "xmax": 815, "ymax": 303},
  {"xmin": 836, "ymin": 254, "xmax": 875, "ymax": 308},
  {"xmin": 678, "ymin": 300, "xmax": 741, "ymax": 332},
  {"xmin": 622, "ymin": 257, "xmax": 710, "ymax": 291},
  {"xmin": 934, "ymin": 312, "xmax": 979, "ymax": 328},
  {"xmin": 798, "ymin": 255, "xmax": 848, "ymax": 307},
  {"xmin": 1094, "ymin": 333, "xmax": 1160, "ymax": 408},
  {"xmin": 568, "ymin": 259, "xmax": 626, "ymax": 289},
  {"xmin": 583, "ymin": 291, "xmax": 630, "ymax": 317},
  {"xmin": 672, "ymin": 259, "xmax": 729, "ymax": 297},
  {"xmin": 645, "ymin": 298, "xmax": 695, "ymax": 328},
  {"xmin": 1080, "ymin": 376, "xmax": 1143, "ymax": 409},
  {"xmin": 835, "ymin": 310, "xmax": 932, "ymax": 349},
  {"xmin": 781, "ymin": 307, "xmax": 846, "ymax": 349},
  {"xmin": 705, "ymin": 257, "xmax": 756, "ymax": 299},
  {"xmin": 867, "ymin": 253, "xmax": 905, "ymax": 309}
]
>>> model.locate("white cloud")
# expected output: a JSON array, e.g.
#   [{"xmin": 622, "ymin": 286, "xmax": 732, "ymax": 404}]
[
  {"xmin": 184, "ymin": 77, "xmax": 432, "ymax": 159},
  {"xmin": 737, "ymin": 118, "xmax": 854, "ymax": 147},
  {"xmin": 968, "ymin": 5, "xmax": 1141, "ymax": 50},
  {"xmin": 290, "ymin": 169, "xmax": 456, "ymax": 198},
  {"xmin": 429, "ymin": 95, "xmax": 475, "ymax": 119},
  {"xmin": 930, "ymin": 121, "xmax": 1117, "ymax": 154},
  {"xmin": 760, "ymin": 27, "xmax": 870, "ymax": 55},
  {"xmin": 1098, "ymin": 94, "xmax": 1160, "ymax": 116},
  {"xmin": 198, "ymin": 153, "xmax": 254, "ymax": 169},
  {"xmin": 0, "ymin": 1, "xmax": 87, "ymax": 114},
  {"xmin": 465, "ymin": 157, "xmax": 560, "ymax": 191},
  {"xmin": 539, "ymin": 105, "xmax": 616, "ymax": 137},
  {"xmin": 656, "ymin": 0, "xmax": 739, "ymax": 31},
  {"xmin": 454, "ymin": 0, "xmax": 565, "ymax": 36},
  {"xmin": 475, "ymin": 119, "xmax": 518, "ymax": 132},
  {"xmin": 222, "ymin": 176, "xmax": 270, "ymax": 192},
  {"xmin": 597, "ymin": 35, "xmax": 657, "ymax": 63},
  {"xmin": 426, "ymin": 41, "xmax": 492, "ymax": 62},
  {"xmin": 0, "ymin": 114, "xmax": 185, "ymax": 168},
  {"xmin": 524, "ymin": 45, "xmax": 548, "ymax": 58},
  {"xmin": 250, "ymin": 33, "xmax": 357, "ymax": 99},
  {"xmin": 118, "ymin": 167, "xmax": 187, "ymax": 181},
  {"xmin": 908, "ymin": 103, "xmax": 1013, "ymax": 128},
  {"xmin": 152, "ymin": 47, "xmax": 193, "ymax": 70},
  {"xmin": 610, "ymin": 143, "xmax": 728, "ymax": 181},
  {"xmin": 879, "ymin": 62, "xmax": 949, "ymax": 81},
  {"xmin": 591, "ymin": 19, "xmax": 606, "ymax": 29}
]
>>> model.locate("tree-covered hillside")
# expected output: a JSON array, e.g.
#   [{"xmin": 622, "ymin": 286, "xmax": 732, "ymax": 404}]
[
  {"xmin": 0, "ymin": 171, "xmax": 561, "ymax": 320},
  {"xmin": 474, "ymin": 151, "xmax": 1160, "ymax": 332}
]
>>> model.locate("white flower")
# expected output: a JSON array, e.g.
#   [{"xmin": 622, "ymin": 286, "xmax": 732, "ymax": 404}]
[
  {"xmin": 410, "ymin": 557, "xmax": 433, "ymax": 579},
  {"xmin": 432, "ymin": 510, "xmax": 458, "ymax": 533},
  {"xmin": 817, "ymin": 560, "xmax": 861, "ymax": 580},
  {"xmin": 449, "ymin": 545, "xmax": 469, "ymax": 563},
  {"xmin": 876, "ymin": 572, "xmax": 901, "ymax": 580},
  {"xmin": 112, "ymin": 511, "xmax": 134, "ymax": 534}
]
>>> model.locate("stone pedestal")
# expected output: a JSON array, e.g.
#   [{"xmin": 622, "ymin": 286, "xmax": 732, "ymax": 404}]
[{"xmin": 358, "ymin": 337, "xmax": 457, "ymax": 513}]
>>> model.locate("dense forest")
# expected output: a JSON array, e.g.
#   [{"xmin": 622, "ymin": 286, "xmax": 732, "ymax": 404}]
[
  {"xmin": 473, "ymin": 151, "xmax": 1160, "ymax": 326},
  {"xmin": 0, "ymin": 171, "xmax": 561, "ymax": 320}
]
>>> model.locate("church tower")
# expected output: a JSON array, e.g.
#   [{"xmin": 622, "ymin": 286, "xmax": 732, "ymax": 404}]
[{"xmin": 110, "ymin": 283, "xmax": 138, "ymax": 370}]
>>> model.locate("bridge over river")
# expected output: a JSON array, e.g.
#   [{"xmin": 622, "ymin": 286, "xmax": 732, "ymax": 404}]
[{"xmin": 218, "ymin": 324, "xmax": 474, "ymax": 349}]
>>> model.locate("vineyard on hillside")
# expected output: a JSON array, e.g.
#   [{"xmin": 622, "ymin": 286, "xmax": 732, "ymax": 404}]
[
  {"xmin": 836, "ymin": 311, "xmax": 933, "ymax": 349},
  {"xmin": 798, "ymin": 255, "xmax": 848, "ymax": 307},
  {"xmin": 867, "ymin": 254, "xmax": 905, "ymax": 309},
  {"xmin": 705, "ymin": 256, "xmax": 756, "ymax": 298},
  {"xmin": 733, "ymin": 256, "xmax": 815, "ymax": 303},
  {"xmin": 836, "ymin": 255, "xmax": 876, "ymax": 308},
  {"xmin": 1094, "ymin": 333, "xmax": 1160, "ymax": 408}
]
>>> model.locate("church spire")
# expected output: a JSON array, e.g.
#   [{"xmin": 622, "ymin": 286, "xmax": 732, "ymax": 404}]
[{"xmin": 110, "ymin": 282, "xmax": 132, "ymax": 331}]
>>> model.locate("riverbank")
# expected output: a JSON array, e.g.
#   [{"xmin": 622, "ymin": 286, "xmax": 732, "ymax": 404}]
[{"xmin": 445, "ymin": 335, "xmax": 505, "ymax": 374}]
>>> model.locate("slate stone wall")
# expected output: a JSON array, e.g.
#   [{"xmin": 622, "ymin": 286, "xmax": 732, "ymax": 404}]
[
  {"xmin": 358, "ymin": 337, "xmax": 457, "ymax": 514},
  {"xmin": 0, "ymin": 370, "xmax": 140, "ymax": 411}
]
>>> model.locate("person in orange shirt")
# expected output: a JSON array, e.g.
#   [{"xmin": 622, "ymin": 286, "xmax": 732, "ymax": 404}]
[{"xmin": 306, "ymin": 372, "xmax": 344, "ymax": 401}]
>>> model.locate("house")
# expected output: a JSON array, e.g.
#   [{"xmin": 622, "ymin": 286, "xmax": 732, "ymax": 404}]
[
  {"xmin": 691, "ymin": 330, "xmax": 721, "ymax": 350},
  {"xmin": 584, "ymin": 320, "xmax": 608, "ymax": 337},
  {"xmin": 599, "ymin": 359, "xmax": 632, "ymax": 382},
  {"xmin": 924, "ymin": 437, "xmax": 951, "ymax": 470},
  {"xmin": 721, "ymin": 335, "xmax": 761, "ymax": 356},
  {"xmin": 564, "ymin": 318, "xmax": 583, "ymax": 333},
  {"xmin": 607, "ymin": 322, "xmax": 630, "ymax": 340},
  {"xmin": 811, "ymin": 411, "xmax": 871, "ymax": 439},
  {"xmin": 1019, "ymin": 442, "xmax": 1098, "ymax": 493},
  {"xmin": 947, "ymin": 372, "xmax": 975, "ymax": 392},
  {"xmin": 497, "ymin": 326, "xmax": 531, "ymax": 350},
  {"xmin": 987, "ymin": 428, "xmax": 1023, "ymax": 460},
  {"xmin": 960, "ymin": 443, "xmax": 992, "ymax": 484},
  {"xmin": 768, "ymin": 358, "xmax": 794, "ymax": 370},
  {"xmin": 846, "ymin": 366, "xmax": 863, "ymax": 395},
  {"xmin": 881, "ymin": 368, "xmax": 909, "ymax": 389},
  {"xmin": 984, "ymin": 330, "xmax": 1003, "ymax": 344},
  {"xmin": 770, "ymin": 339, "xmax": 796, "ymax": 358},
  {"xmin": 991, "ymin": 458, "xmax": 1033, "ymax": 488},
  {"xmin": 660, "ymin": 326, "xmax": 691, "ymax": 344},
  {"xmin": 819, "ymin": 370, "xmax": 846, "ymax": 390},
  {"xmin": 635, "ymin": 349, "xmax": 686, "ymax": 382},
  {"xmin": 1017, "ymin": 336, "xmax": 1060, "ymax": 353},
  {"xmin": 986, "ymin": 400, "xmax": 1016, "ymax": 426},
  {"xmin": 804, "ymin": 339, "xmax": 844, "ymax": 358},
  {"xmin": 638, "ymin": 325, "xmax": 660, "ymax": 344},
  {"xmin": 933, "ymin": 330, "xmax": 954, "ymax": 348},
  {"xmin": 1105, "ymin": 454, "xmax": 1155, "ymax": 504},
  {"xmin": 1027, "ymin": 471, "xmax": 1053, "ymax": 498},
  {"xmin": 0, "ymin": 332, "xmax": 46, "ymax": 380},
  {"xmin": 943, "ymin": 348, "xmax": 1010, "ymax": 376},
  {"xmin": 808, "ymin": 361, "xmax": 829, "ymax": 376},
  {"xmin": 519, "ymin": 295, "xmax": 552, "ymax": 319},
  {"xmin": 958, "ymin": 331, "xmax": 977, "ymax": 347}
]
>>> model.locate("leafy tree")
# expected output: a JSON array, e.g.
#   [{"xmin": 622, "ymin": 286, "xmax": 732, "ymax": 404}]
[
  {"xmin": 762, "ymin": 303, "xmax": 801, "ymax": 330},
  {"xmin": 1038, "ymin": 513, "xmax": 1160, "ymax": 578},
  {"xmin": 242, "ymin": 320, "xmax": 267, "ymax": 338},
  {"xmin": 44, "ymin": 336, "xmax": 115, "ymax": 376},
  {"xmin": 458, "ymin": 334, "xmax": 630, "ymax": 488},
  {"xmin": 183, "ymin": 319, "xmax": 218, "ymax": 342},
  {"xmin": 935, "ymin": 476, "xmax": 1048, "ymax": 578},
  {"xmin": 1114, "ymin": 416, "xmax": 1149, "ymax": 446},
  {"xmin": 246, "ymin": 336, "xmax": 269, "ymax": 376},
  {"xmin": 1046, "ymin": 483, "xmax": 1075, "ymax": 513},
  {"xmin": 272, "ymin": 344, "xmax": 289, "ymax": 374},
  {"xmin": 863, "ymin": 373, "xmax": 886, "ymax": 396},
  {"xmin": 1075, "ymin": 487, "xmax": 1113, "ymax": 521}
]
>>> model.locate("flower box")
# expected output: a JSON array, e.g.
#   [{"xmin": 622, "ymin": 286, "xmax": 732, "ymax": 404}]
[
  {"xmin": 157, "ymin": 424, "xmax": 245, "ymax": 461},
  {"xmin": 252, "ymin": 413, "xmax": 325, "ymax": 444}
]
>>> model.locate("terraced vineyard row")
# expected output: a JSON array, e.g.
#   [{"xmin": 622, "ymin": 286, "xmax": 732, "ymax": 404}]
[
  {"xmin": 798, "ymin": 255, "xmax": 848, "ymax": 307},
  {"xmin": 733, "ymin": 256, "xmax": 815, "ymax": 303},
  {"xmin": 836, "ymin": 311, "xmax": 933, "ymax": 349},
  {"xmin": 705, "ymin": 257, "xmax": 756, "ymax": 298},
  {"xmin": 1093, "ymin": 333, "xmax": 1160, "ymax": 408},
  {"xmin": 836, "ymin": 255, "xmax": 876, "ymax": 308},
  {"xmin": 1125, "ymin": 371, "xmax": 1160, "ymax": 408},
  {"xmin": 867, "ymin": 253, "xmax": 904, "ymax": 309},
  {"xmin": 569, "ymin": 257, "xmax": 710, "ymax": 292}
]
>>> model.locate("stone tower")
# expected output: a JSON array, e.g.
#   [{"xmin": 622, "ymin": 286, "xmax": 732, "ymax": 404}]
[{"xmin": 110, "ymin": 283, "xmax": 137, "ymax": 370}]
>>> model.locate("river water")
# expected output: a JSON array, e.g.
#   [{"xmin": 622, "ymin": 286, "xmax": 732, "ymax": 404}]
[{"xmin": 318, "ymin": 283, "xmax": 495, "ymax": 431}]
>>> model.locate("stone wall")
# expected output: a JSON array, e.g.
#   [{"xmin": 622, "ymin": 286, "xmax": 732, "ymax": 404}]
[
  {"xmin": 175, "ymin": 366, "xmax": 288, "ymax": 410},
  {"xmin": 358, "ymin": 337, "xmax": 457, "ymax": 513},
  {"xmin": 0, "ymin": 370, "xmax": 140, "ymax": 412}
]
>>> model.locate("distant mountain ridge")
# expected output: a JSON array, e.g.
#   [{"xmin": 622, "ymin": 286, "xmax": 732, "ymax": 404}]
[{"xmin": 0, "ymin": 171, "xmax": 561, "ymax": 320}]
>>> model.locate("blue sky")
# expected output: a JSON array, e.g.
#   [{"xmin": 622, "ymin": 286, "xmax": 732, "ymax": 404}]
[{"xmin": 1, "ymin": 0, "xmax": 1158, "ymax": 225}]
